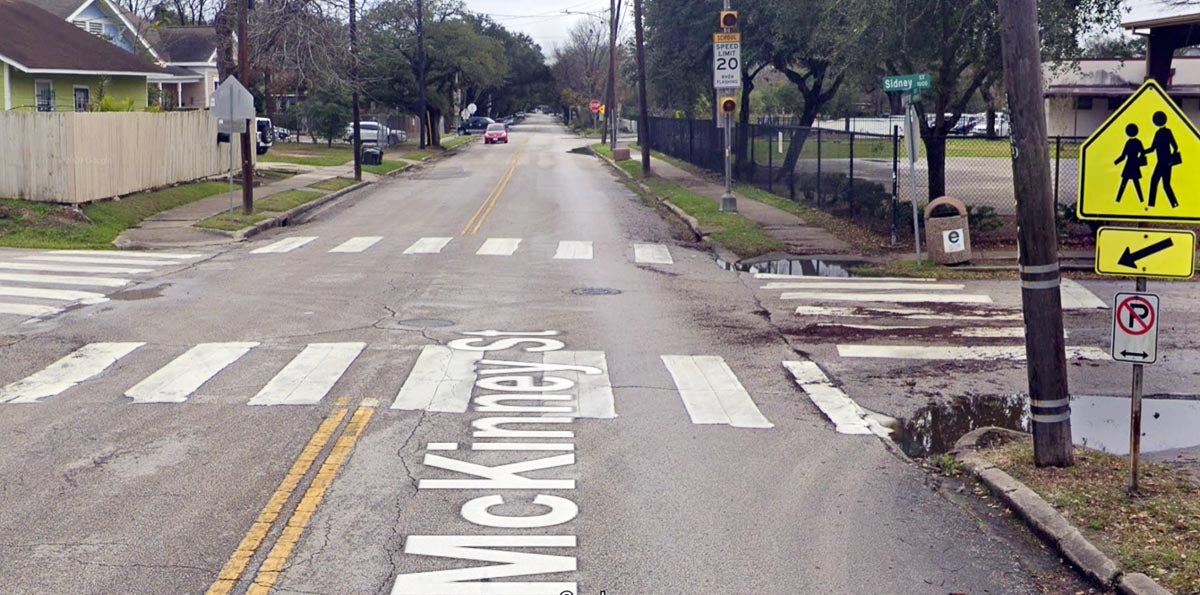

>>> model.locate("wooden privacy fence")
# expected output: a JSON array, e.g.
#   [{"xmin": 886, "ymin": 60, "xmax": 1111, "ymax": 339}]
[{"xmin": 0, "ymin": 111, "xmax": 249, "ymax": 205}]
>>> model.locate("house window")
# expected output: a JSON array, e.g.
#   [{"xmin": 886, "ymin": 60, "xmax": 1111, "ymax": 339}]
[
  {"xmin": 1075, "ymin": 96, "xmax": 1093, "ymax": 110},
  {"xmin": 35, "ymin": 80, "xmax": 54, "ymax": 112},
  {"xmin": 74, "ymin": 87, "xmax": 91, "ymax": 112}
]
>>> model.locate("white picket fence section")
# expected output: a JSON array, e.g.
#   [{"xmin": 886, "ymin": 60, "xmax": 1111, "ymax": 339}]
[{"xmin": 0, "ymin": 111, "xmax": 250, "ymax": 204}]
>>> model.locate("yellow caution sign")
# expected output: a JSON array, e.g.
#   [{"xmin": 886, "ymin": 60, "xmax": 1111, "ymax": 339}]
[
  {"xmin": 1095, "ymin": 227, "xmax": 1196, "ymax": 279},
  {"xmin": 1077, "ymin": 80, "xmax": 1200, "ymax": 223},
  {"xmin": 713, "ymin": 32, "xmax": 741, "ymax": 43}
]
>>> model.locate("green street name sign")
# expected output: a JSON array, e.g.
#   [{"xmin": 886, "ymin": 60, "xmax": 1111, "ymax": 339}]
[{"xmin": 883, "ymin": 74, "xmax": 931, "ymax": 93}]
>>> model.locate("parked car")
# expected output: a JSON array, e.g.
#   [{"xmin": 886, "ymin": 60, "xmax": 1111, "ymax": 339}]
[
  {"xmin": 971, "ymin": 114, "xmax": 1010, "ymax": 137},
  {"xmin": 274, "ymin": 127, "xmax": 291, "ymax": 141},
  {"xmin": 344, "ymin": 121, "xmax": 390, "ymax": 145},
  {"xmin": 950, "ymin": 114, "xmax": 984, "ymax": 135},
  {"xmin": 483, "ymin": 123, "xmax": 509, "ymax": 144},
  {"xmin": 458, "ymin": 116, "xmax": 495, "ymax": 135},
  {"xmin": 256, "ymin": 117, "xmax": 274, "ymax": 155}
]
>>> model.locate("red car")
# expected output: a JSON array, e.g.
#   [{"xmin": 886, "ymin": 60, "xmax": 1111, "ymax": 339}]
[{"xmin": 483, "ymin": 123, "xmax": 509, "ymax": 144}]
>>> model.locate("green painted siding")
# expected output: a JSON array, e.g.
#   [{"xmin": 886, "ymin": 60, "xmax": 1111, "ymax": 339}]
[{"xmin": 7, "ymin": 70, "xmax": 148, "ymax": 112}]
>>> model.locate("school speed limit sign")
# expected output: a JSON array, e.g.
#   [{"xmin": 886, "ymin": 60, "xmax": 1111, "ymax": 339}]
[{"xmin": 713, "ymin": 33, "xmax": 741, "ymax": 89}]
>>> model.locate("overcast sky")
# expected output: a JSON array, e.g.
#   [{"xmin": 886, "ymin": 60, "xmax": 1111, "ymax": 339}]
[{"xmin": 463, "ymin": 0, "xmax": 613, "ymax": 57}]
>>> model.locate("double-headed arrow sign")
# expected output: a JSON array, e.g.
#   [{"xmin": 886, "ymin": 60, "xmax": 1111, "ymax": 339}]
[{"xmin": 1096, "ymin": 227, "xmax": 1196, "ymax": 279}]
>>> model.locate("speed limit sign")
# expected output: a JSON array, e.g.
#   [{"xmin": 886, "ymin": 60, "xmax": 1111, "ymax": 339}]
[{"xmin": 713, "ymin": 33, "xmax": 741, "ymax": 89}]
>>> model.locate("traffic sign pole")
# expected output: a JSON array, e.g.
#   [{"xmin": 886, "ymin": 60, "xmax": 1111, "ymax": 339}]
[
  {"xmin": 1130, "ymin": 276, "xmax": 1147, "ymax": 492},
  {"xmin": 718, "ymin": 0, "xmax": 737, "ymax": 213}
]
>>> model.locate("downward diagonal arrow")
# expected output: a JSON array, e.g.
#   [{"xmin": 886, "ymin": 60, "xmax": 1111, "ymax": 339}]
[{"xmin": 1118, "ymin": 238, "xmax": 1174, "ymax": 269}]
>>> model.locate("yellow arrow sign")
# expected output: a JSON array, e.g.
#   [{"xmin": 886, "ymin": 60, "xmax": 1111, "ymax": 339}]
[
  {"xmin": 1077, "ymin": 80, "xmax": 1200, "ymax": 223},
  {"xmin": 1095, "ymin": 227, "xmax": 1196, "ymax": 279}
]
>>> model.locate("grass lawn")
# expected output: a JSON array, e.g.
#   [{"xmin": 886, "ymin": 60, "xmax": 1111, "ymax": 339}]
[
  {"xmin": 259, "ymin": 143, "xmax": 353, "ymax": 167},
  {"xmin": 593, "ymin": 144, "xmax": 642, "ymax": 178},
  {"xmin": 255, "ymin": 190, "xmax": 324, "ymax": 213},
  {"xmin": 442, "ymin": 135, "xmax": 476, "ymax": 150},
  {"xmin": 309, "ymin": 178, "xmax": 358, "ymax": 192},
  {"xmin": 0, "ymin": 182, "xmax": 232, "ymax": 249},
  {"xmin": 983, "ymin": 439, "xmax": 1200, "ymax": 595},
  {"xmin": 751, "ymin": 135, "xmax": 1073, "ymax": 165},
  {"xmin": 364, "ymin": 161, "xmax": 410, "ymax": 176},
  {"xmin": 195, "ymin": 211, "xmax": 273, "ymax": 232},
  {"xmin": 400, "ymin": 150, "xmax": 435, "ymax": 161}
]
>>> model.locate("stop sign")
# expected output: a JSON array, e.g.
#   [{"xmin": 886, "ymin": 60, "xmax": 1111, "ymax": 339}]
[{"xmin": 589, "ymin": 99, "xmax": 601, "ymax": 113}]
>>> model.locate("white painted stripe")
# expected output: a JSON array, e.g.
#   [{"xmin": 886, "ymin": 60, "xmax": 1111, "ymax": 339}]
[
  {"xmin": 0, "ymin": 262, "xmax": 152, "ymax": 275},
  {"xmin": 661, "ymin": 355, "xmax": 772, "ymax": 428},
  {"xmin": 836, "ymin": 344, "xmax": 1108, "ymax": 361},
  {"xmin": 543, "ymin": 351, "xmax": 616, "ymax": 419},
  {"xmin": 781, "ymin": 292, "xmax": 993, "ymax": 304},
  {"xmin": 0, "ymin": 343, "xmax": 144, "ymax": 404},
  {"xmin": 403, "ymin": 237, "xmax": 453, "ymax": 254},
  {"xmin": 476, "ymin": 238, "xmax": 522, "ymax": 256},
  {"xmin": 794, "ymin": 305, "xmax": 1022, "ymax": 321},
  {"xmin": 248, "ymin": 343, "xmax": 366, "ymax": 406},
  {"xmin": 329, "ymin": 237, "xmax": 383, "ymax": 253},
  {"xmin": 427, "ymin": 443, "xmax": 459, "ymax": 451},
  {"xmin": 125, "ymin": 342, "xmax": 259, "ymax": 403},
  {"xmin": 762, "ymin": 282, "xmax": 964, "ymax": 291},
  {"xmin": 0, "ymin": 285, "xmax": 107, "ymax": 303},
  {"xmin": 554, "ymin": 241, "xmax": 594, "ymax": 260},
  {"xmin": 391, "ymin": 346, "xmax": 482, "ymax": 412},
  {"xmin": 250, "ymin": 237, "xmax": 317, "ymax": 254},
  {"xmin": 757, "ymin": 273, "xmax": 938, "ymax": 282},
  {"xmin": 19, "ymin": 255, "xmax": 179, "ymax": 267},
  {"xmin": 0, "ymin": 272, "xmax": 129, "ymax": 288},
  {"xmin": 56, "ymin": 250, "xmax": 201, "ymax": 260},
  {"xmin": 0, "ymin": 303, "xmax": 61, "ymax": 317},
  {"xmin": 810, "ymin": 322, "xmax": 926, "ymax": 331},
  {"xmin": 783, "ymin": 362, "xmax": 873, "ymax": 436},
  {"xmin": 954, "ymin": 327, "xmax": 1029, "ymax": 338},
  {"xmin": 1061, "ymin": 278, "xmax": 1107, "ymax": 310},
  {"xmin": 634, "ymin": 243, "xmax": 673, "ymax": 264}
]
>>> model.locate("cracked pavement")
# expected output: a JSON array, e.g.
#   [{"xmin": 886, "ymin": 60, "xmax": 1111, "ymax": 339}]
[{"xmin": 0, "ymin": 116, "xmax": 1092, "ymax": 593}]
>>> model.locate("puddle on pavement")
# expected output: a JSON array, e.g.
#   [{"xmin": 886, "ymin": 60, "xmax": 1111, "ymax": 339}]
[
  {"xmin": 109, "ymin": 284, "xmax": 169, "ymax": 301},
  {"xmin": 891, "ymin": 393, "xmax": 1200, "ymax": 458},
  {"xmin": 716, "ymin": 256, "xmax": 869, "ymax": 277}
]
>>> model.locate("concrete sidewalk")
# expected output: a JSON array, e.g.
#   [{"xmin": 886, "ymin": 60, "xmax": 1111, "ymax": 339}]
[
  {"xmin": 646, "ymin": 156, "xmax": 854, "ymax": 256},
  {"xmin": 115, "ymin": 163, "xmax": 387, "ymax": 249}
]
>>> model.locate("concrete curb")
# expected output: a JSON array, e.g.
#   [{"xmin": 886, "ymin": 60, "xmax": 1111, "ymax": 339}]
[
  {"xmin": 233, "ymin": 181, "xmax": 372, "ymax": 241},
  {"xmin": 590, "ymin": 148, "xmax": 707, "ymax": 246},
  {"xmin": 953, "ymin": 427, "xmax": 1175, "ymax": 595}
]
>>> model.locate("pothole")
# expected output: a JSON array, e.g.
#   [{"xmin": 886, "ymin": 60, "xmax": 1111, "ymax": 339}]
[
  {"xmin": 572, "ymin": 287, "xmax": 622, "ymax": 296},
  {"xmin": 889, "ymin": 393, "xmax": 1200, "ymax": 458},
  {"xmin": 378, "ymin": 318, "xmax": 456, "ymax": 330}
]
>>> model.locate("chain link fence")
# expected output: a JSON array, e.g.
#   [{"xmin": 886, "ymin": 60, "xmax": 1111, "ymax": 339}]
[{"xmin": 644, "ymin": 116, "xmax": 1088, "ymax": 240}]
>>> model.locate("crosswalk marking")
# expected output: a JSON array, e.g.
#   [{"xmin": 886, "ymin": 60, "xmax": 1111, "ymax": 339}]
[
  {"xmin": 1061, "ymin": 278, "xmax": 1107, "ymax": 310},
  {"xmin": 661, "ymin": 355, "xmax": 772, "ymax": 428},
  {"xmin": 0, "ymin": 303, "xmax": 59, "ymax": 317},
  {"xmin": 251, "ymin": 237, "xmax": 317, "ymax": 254},
  {"xmin": 793, "ymin": 305, "xmax": 1022, "ymax": 321},
  {"xmin": 0, "ymin": 272, "xmax": 129, "ymax": 288},
  {"xmin": 0, "ymin": 262, "xmax": 152, "ymax": 275},
  {"xmin": 249, "ymin": 343, "xmax": 366, "ymax": 406},
  {"xmin": 403, "ymin": 237, "xmax": 453, "ymax": 254},
  {"xmin": 836, "ymin": 344, "xmax": 1108, "ymax": 361},
  {"xmin": 634, "ymin": 243, "xmax": 673, "ymax": 264},
  {"xmin": 56, "ymin": 250, "xmax": 200, "ymax": 260},
  {"xmin": 125, "ymin": 342, "xmax": 259, "ymax": 403},
  {"xmin": 780, "ymin": 291, "xmax": 993, "ymax": 304},
  {"xmin": 0, "ymin": 285, "xmax": 108, "ymax": 303},
  {"xmin": 0, "ymin": 343, "xmax": 144, "ymax": 404},
  {"xmin": 757, "ymin": 273, "xmax": 937, "ymax": 283},
  {"xmin": 18, "ymin": 255, "xmax": 181, "ymax": 267},
  {"xmin": 391, "ymin": 346, "xmax": 482, "ymax": 412},
  {"xmin": 329, "ymin": 237, "xmax": 383, "ymax": 253},
  {"xmin": 477, "ymin": 238, "xmax": 522, "ymax": 256},
  {"xmin": 762, "ymin": 281, "xmax": 964, "ymax": 291},
  {"xmin": 783, "ymin": 361, "xmax": 880, "ymax": 436},
  {"xmin": 544, "ymin": 351, "xmax": 616, "ymax": 419},
  {"xmin": 554, "ymin": 241, "xmax": 594, "ymax": 260}
]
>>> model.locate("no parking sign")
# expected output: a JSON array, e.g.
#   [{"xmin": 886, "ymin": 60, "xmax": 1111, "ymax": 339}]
[{"xmin": 1112, "ymin": 292, "xmax": 1160, "ymax": 364}]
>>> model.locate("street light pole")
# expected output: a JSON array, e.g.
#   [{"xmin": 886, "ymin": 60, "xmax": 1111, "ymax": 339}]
[
  {"xmin": 238, "ymin": 0, "xmax": 254, "ymax": 215},
  {"xmin": 634, "ymin": 0, "xmax": 650, "ymax": 175},
  {"xmin": 417, "ymin": 0, "xmax": 427, "ymax": 149},
  {"xmin": 350, "ymin": 0, "xmax": 361, "ymax": 181}
]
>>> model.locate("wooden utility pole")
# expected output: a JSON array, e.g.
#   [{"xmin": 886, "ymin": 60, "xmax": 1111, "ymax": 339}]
[
  {"xmin": 607, "ymin": 0, "xmax": 617, "ymax": 150},
  {"xmin": 350, "ymin": 0, "xmax": 362, "ymax": 181},
  {"xmin": 417, "ymin": 0, "xmax": 427, "ymax": 149},
  {"xmin": 998, "ymin": 0, "xmax": 1074, "ymax": 467},
  {"xmin": 634, "ymin": 0, "xmax": 650, "ymax": 174},
  {"xmin": 238, "ymin": 0, "xmax": 254, "ymax": 215}
]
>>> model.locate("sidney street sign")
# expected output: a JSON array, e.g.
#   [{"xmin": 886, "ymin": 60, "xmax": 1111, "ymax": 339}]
[
  {"xmin": 1077, "ymin": 80, "xmax": 1200, "ymax": 223},
  {"xmin": 883, "ymin": 73, "xmax": 931, "ymax": 93},
  {"xmin": 713, "ymin": 33, "xmax": 741, "ymax": 89},
  {"xmin": 1095, "ymin": 227, "xmax": 1196, "ymax": 279}
]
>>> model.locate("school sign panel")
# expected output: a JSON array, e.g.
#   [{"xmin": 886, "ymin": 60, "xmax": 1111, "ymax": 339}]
[{"xmin": 1077, "ymin": 80, "xmax": 1200, "ymax": 223}]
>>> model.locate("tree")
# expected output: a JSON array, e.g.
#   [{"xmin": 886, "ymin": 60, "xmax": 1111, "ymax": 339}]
[
  {"xmin": 303, "ymin": 84, "xmax": 352, "ymax": 146},
  {"xmin": 551, "ymin": 19, "xmax": 610, "ymax": 127}
]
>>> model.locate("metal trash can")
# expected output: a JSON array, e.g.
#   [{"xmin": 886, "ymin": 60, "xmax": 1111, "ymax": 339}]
[
  {"xmin": 924, "ymin": 196, "xmax": 972, "ymax": 265},
  {"xmin": 362, "ymin": 147, "xmax": 383, "ymax": 166}
]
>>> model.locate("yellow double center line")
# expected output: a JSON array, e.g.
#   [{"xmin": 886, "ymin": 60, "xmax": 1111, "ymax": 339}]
[
  {"xmin": 207, "ymin": 401, "xmax": 375, "ymax": 595},
  {"xmin": 461, "ymin": 142, "xmax": 526, "ymax": 236}
]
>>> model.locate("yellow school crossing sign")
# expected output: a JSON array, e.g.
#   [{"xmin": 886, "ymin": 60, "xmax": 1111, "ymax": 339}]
[
  {"xmin": 1096, "ymin": 227, "xmax": 1196, "ymax": 279},
  {"xmin": 1077, "ymin": 80, "xmax": 1200, "ymax": 223}
]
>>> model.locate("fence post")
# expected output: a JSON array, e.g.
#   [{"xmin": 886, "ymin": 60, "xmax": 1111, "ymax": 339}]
[
  {"xmin": 768, "ymin": 128, "xmax": 773, "ymax": 193},
  {"xmin": 816, "ymin": 128, "xmax": 823, "ymax": 204},
  {"xmin": 1054, "ymin": 136, "xmax": 1063, "ymax": 235},
  {"xmin": 687, "ymin": 118, "xmax": 694, "ymax": 165},
  {"xmin": 849, "ymin": 131, "xmax": 856, "ymax": 216},
  {"xmin": 892, "ymin": 125, "xmax": 900, "ymax": 245}
]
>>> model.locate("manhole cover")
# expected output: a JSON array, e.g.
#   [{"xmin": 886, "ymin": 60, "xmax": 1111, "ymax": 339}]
[
  {"xmin": 380, "ymin": 318, "xmax": 456, "ymax": 330},
  {"xmin": 572, "ymin": 287, "xmax": 622, "ymax": 296}
]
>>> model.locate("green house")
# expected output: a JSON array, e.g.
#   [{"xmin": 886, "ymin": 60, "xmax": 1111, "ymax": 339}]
[{"xmin": 0, "ymin": 0, "xmax": 165, "ymax": 112}]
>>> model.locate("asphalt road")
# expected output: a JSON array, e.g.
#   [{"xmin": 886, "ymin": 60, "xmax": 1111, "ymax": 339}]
[{"xmin": 0, "ymin": 115, "xmax": 1102, "ymax": 594}]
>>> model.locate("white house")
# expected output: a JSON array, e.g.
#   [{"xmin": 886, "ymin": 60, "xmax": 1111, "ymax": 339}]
[{"xmin": 1043, "ymin": 57, "xmax": 1200, "ymax": 137}]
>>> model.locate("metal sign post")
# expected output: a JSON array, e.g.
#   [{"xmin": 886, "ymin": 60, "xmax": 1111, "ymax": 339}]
[
  {"xmin": 903, "ymin": 94, "xmax": 922, "ymax": 264},
  {"xmin": 211, "ymin": 76, "xmax": 255, "ymax": 221},
  {"xmin": 714, "ymin": 2, "xmax": 740, "ymax": 213}
]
